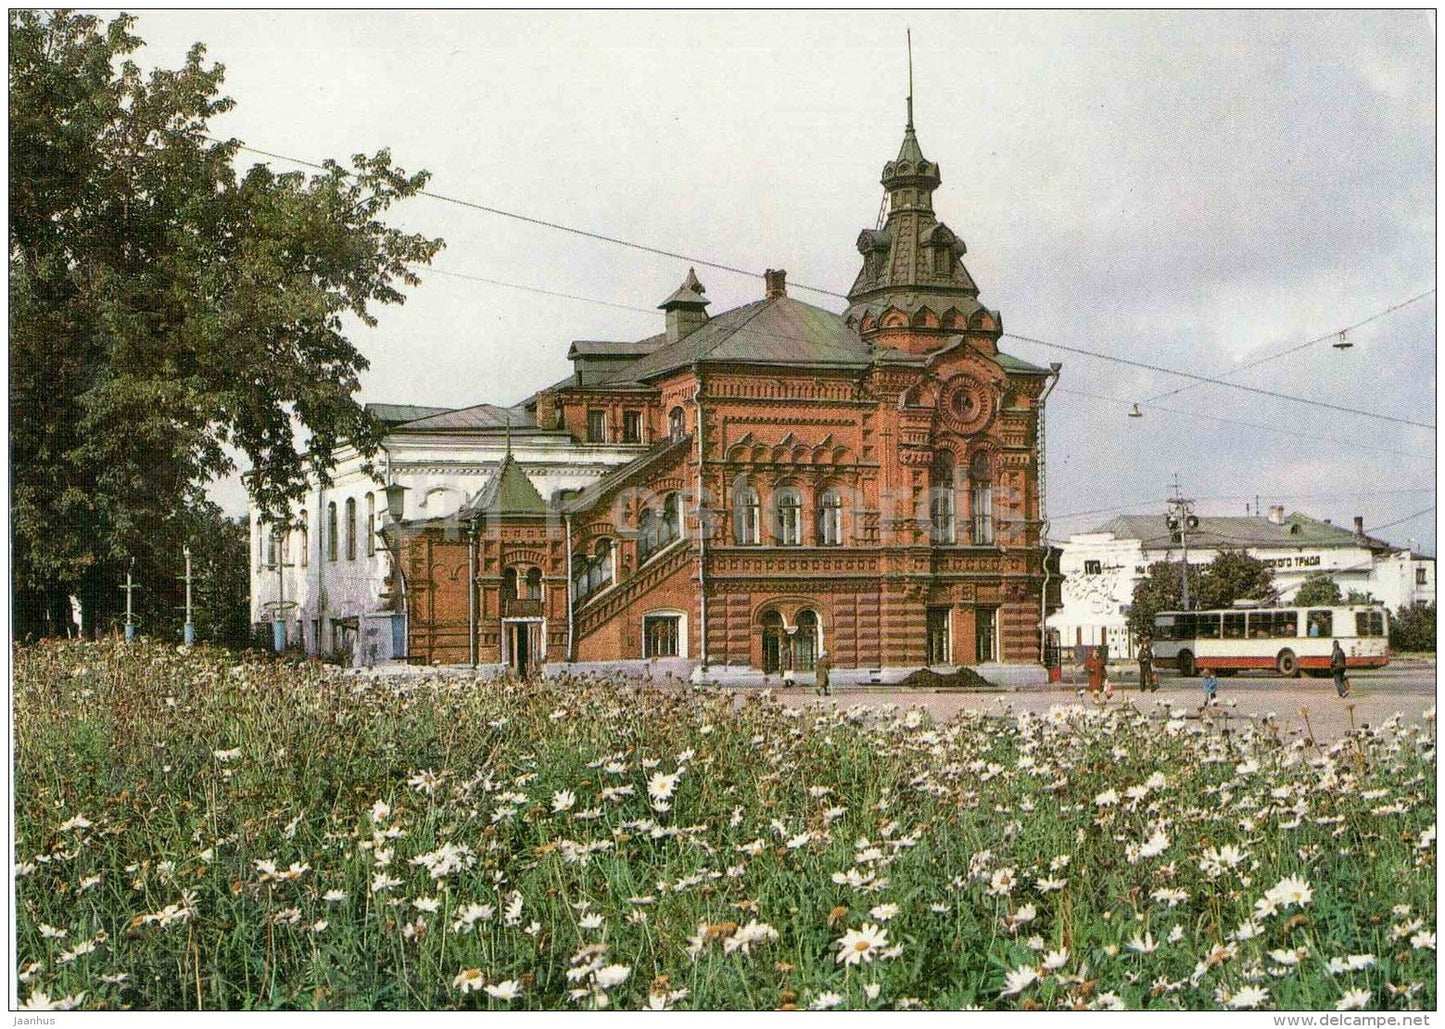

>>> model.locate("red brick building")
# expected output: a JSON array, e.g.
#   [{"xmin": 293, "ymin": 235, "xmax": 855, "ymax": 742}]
[{"xmin": 391, "ymin": 108, "xmax": 1060, "ymax": 679}]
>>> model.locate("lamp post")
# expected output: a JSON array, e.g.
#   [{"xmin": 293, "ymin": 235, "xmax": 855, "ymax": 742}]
[
  {"xmin": 377, "ymin": 482, "xmax": 410, "ymax": 661},
  {"xmin": 183, "ymin": 545, "xmax": 195, "ymax": 646}
]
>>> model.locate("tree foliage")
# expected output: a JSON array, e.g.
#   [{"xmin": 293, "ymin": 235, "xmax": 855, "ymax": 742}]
[
  {"xmin": 1293, "ymin": 573, "xmax": 1343, "ymax": 607},
  {"xmin": 10, "ymin": 11, "xmax": 443, "ymax": 638},
  {"xmin": 1390, "ymin": 603, "xmax": 1436, "ymax": 653},
  {"xmin": 1127, "ymin": 551, "xmax": 1276, "ymax": 640}
]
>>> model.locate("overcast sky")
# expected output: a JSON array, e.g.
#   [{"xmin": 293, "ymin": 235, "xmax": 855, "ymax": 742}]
[{"xmin": 114, "ymin": 10, "xmax": 1436, "ymax": 553}]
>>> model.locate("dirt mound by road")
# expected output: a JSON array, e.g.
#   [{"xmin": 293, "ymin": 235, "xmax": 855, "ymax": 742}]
[{"xmin": 898, "ymin": 666, "xmax": 998, "ymax": 690}]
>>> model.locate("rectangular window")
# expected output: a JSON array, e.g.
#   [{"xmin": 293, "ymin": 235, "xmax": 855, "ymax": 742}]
[
  {"xmin": 366, "ymin": 494, "xmax": 376, "ymax": 556},
  {"xmin": 586, "ymin": 409, "xmax": 606, "ymax": 443},
  {"xmin": 1195, "ymin": 613, "xmax": 1222, "ymax": 639},
  {"xmin": 622, "ymin": 410, "xmax": 642, "ymax": 444},
  {"xmin": 927, "ymin": 607, "xmax": 951, "ymax": 665},
  {"xmin": 345, "ymin": 498, "xmax": 357, "ymax": 561},
  {"xmin": 264, "ymin": 524, "xmax": 276, "ymax": 568},
  {"xmin": 1356, "ymin": 610, "xmax": 1386, "ymax": 637},
  {"xmin": 327, "ymin": 503, "xmax": 338, "ymax": 563},
  {"xmin": 1306, "ymin": 610, "xmax": 1333, "ymax": 638},
  {"xmin": 1417, "ymin": 567, "xmax": 1428, "ymax": 586},
  {"xmin": 1083, "ymin": 560, "xmax": 1102, "ymax": 575},
  {"xmin": 643, "ymin": 615, "xmax": 680, "ymax": 658},
  {"xmin": 1223, "ymin": 612, "xmax": 1247, "ymax": 639},
  {"xmin": 1277, "ymin": 611, "xmax": 1298, "ymax": 638},
  {"xmin": 972, "ymin": 484, "xmax": 994, "ymax": 544}
]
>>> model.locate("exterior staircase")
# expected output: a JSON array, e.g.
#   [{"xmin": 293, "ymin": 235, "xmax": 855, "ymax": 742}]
[{"xmin": 575, "ymin": 538, "xmax": 693, "ymax": 641}]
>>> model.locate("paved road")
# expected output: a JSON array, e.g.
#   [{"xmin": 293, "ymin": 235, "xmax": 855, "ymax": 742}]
[{"xmin": 752, "ymin": 664, "xmax": 1436, "ymax": 743}]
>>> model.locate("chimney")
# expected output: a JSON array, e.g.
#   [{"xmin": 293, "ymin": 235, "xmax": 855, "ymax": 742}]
[
  {"xmin": 764, "ymin": 268, "xmax": 788, "ymax": 299},
  {"xmin": 1353, "ymin": 515, "xmax": 1365, "ymax": 539},
  {"xmin": 1268, "ymin": 505, "xmax": 1285, "ymax": 524}
]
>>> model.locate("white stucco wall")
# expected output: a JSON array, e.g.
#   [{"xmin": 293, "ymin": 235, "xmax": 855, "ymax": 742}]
[
  {"xmin": 1048, "ymin": 529, "xmax": 1422, "ymax": 657},
  {"xmin": 249, "ymin": 430, "xmax": 647, "ymax": 662}
]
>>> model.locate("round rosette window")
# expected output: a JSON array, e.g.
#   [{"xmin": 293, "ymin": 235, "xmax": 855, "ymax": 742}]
[{"xmin": 941, "ymin": 375, "xmax": 995, "ymax": 435}]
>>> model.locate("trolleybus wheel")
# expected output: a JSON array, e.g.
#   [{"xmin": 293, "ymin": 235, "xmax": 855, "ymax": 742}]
[
  {"xmin": 1276, "ymin": 649, "xmax": 1300, "ymax": 678},
  {"xmin": 1178, "ymin": 650, "xmax": 1196, "ymax": 677}
]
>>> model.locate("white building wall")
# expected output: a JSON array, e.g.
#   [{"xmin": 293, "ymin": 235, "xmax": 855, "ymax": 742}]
[
  {"xmin": 1048, "ymin": 529, "xmax": 1413, "ymax": 658},
  {"xmin": 249, "ymin": 430, "xmax": 647, "ymax": 663}
]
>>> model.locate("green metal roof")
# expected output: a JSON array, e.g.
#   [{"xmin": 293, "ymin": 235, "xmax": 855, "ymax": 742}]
[{"xmin": 469, "ymin": 455, "xmax": 548, "ymax": 517}]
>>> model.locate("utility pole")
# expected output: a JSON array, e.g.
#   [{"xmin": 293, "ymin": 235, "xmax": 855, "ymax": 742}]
[
  {"xmin": 467, "ymin": 514, "xmax": 479, "ymax": 669},
  {"xmin": 183, "ymin": 545, "xmax": 195, "ymax": 646},
  {"xmin": 121, "ymin": 558, "xmax": 138, "ymax": 642},
  {"xmin": 1165, "ymin": 475, "xmax": 1200, "ymax": 611}
]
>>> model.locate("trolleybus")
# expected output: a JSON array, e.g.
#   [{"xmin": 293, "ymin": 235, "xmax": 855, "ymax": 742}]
[{"xmin": 1151, "ymin": 603, "xmax": 1389, "ymax": 677}]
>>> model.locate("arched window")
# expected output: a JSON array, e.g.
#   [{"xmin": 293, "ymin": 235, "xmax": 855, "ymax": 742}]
[
  {"xmin": 733, "ymin": 485, "xmax": 760, "ymax": 545},
  {"xmin": 345, "ymin": 498, "xmax": 357, "ymax": 560},
  {"xmin": 795, "ymin": 609, "xmax": 820, "ymax": 671},
  {"xmin": 526, "ymin": 567, "xmax": 543, "ymax": 600},
  {"xmin": 502, "ymin": 567, "xmax": 518, "ymax": 600},
  {"xmin": 299, "ymin": 511, "xmax": 309, "ymax": 568},
  {"xmin": 573, "ymin": 539, "xmax": 615, "ymax": 603},
  {"xmin": 817, "ymin": 489, "xmax": 843, "ymax": 546},
  {"xmin": 661, "ymin": 492, "xmax": 680, "ymax": 546},
  {"xmin": 931, "ymin": 451, "xmax": 956, "ymax": 545},
  {"xmin": 669, "ymin": 407, "xmax": 686, "ymax": 440},
  {"xmin": 366, "ymin": 493, "xmax": 376, "ymax": 556},
  {"xmin": 970, "ymin": 452, "xmax": 994, "ymax": 545},
  {"xmin": 775, "ymin": 487, "xmax": 802, "ymax": 546},
  {"xmin": 637, "ymin": 508, "xmax": 658, "ymax": 565},
  {"xmin": 327, "ymin": 503, "xmax": 338, "ymax": 563}
]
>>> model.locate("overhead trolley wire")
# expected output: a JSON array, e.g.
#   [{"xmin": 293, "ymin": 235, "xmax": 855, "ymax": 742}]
[
  {"xmin": 217, "ymin": 137, "xmax": 1434, "ymax": 431},
  {"xmin": 1139, "ymin": 288, "xmax": 1436, "ymax": 406}
]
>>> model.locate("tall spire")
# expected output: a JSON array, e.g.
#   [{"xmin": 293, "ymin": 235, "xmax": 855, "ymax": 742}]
[{"xmin": 906, "ymin": 27, "xmax": 914, "ymax": 130}]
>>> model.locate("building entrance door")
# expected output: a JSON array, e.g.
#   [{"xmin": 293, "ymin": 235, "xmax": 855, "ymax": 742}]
[
  {"xmin": 761, "ymin": 611, "xmax": 785, "ymax": 673},
  {"xmin": 504, "ymin": 620, "xmax": 543, "ymax": 676},
  {"xmin": 926, "ymin": 607, "xmax": 951, "ymax": 665}
]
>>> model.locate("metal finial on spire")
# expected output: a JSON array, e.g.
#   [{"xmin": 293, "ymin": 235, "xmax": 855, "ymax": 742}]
[{"xmin": 906, "ymin": 27, "xmax": 914, "ymax": 129}]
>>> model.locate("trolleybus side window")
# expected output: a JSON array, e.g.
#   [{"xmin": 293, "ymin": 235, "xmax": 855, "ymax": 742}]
[
  {"xmin": 1278, "ymin": 611, "xmax": 1298, "ymax": 637},
  {"xmin": 1176, "ymin": 613, "xmax": 1196, "ymax": 639},
  {"xmin": 1223, "ymin": 612, "xmax": 1247, "ymax": 639},
  {"xmin": 1355, "ymin": 610, "xmax": 1385, "ymax": 637},
  {"xmin": 1195, "ymin": 613, "xmax": 1222, "ymax": 639},
  {"xmin": 1247, "ymin": 611, "xmax": 1270, "ymax": 638},
  {"xmin": 1306, "ymin": 610, "xmax": 1332, "ymax": 637}
]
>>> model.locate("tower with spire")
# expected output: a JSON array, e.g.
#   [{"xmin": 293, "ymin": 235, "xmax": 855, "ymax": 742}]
[{"xmin": 845, "ymin": 72, "xmax": 1002, "ymax": 356}]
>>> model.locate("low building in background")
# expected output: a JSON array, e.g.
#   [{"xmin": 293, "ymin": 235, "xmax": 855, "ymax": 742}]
[{"xmin": 1049, "ymin": 505, "xmax": 1433, "ymax": 657}]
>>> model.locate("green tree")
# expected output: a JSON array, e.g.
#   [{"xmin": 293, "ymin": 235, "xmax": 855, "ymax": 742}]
[
  {"xmin": 1195, "ymin": 551, "xmax": 1276, "ymax": 611},
  {"xmin": 1390, "ymin": 603, "xmax": 1436, "ymax": 653},
  {"xmin": 1292, "ymin": 572, "xmax": 1343, "ymax": 607},
  {"xmin": 1126, "ymin": 560, "xmax": 1205, "ymax": 641},
  {"xmin": 1126, "ymin": 551, "xmax": 1276, "ymax": 640},
  {"xmin": 10, "ymin": 11, "xmax": 443, "ymax": 639}
]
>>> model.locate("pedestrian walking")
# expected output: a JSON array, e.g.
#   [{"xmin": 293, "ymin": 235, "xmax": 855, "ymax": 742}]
[
  {"xmin": 1330, "ymin": 639, "xmax": 1350, "ymax": 697},
  {"xmin": 814, "ymin": 650, "xmax": 832, "ymax": 696},
  {"xmin": 1200, "ymin": 667, "xmax": 1219, "ymax": 708},
  {"xmin": 1137, "ymin": 638, "xmax": 1155, "ymax": 692},
  {"xmin": 1085, "ymin": 646, "xmax": 1105, "ymax": 695}
]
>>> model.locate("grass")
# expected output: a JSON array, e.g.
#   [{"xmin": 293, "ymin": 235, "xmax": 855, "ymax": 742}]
[{"xmin": 12, "ymin": 640, "xmax": 1437, "ymax": 1011}]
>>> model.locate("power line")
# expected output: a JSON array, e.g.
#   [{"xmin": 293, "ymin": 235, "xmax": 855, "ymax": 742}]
[
  {"xmin": 428, "ymin": 267, "xmax": 656, "ymax": 314},
  {"xmin": 1368, "ymin": 506, "xmax": 1436, "ymax": 534},
  {"xmin": 1140, "ymin": 288, "xmax": 1435, "ymax": 405},
  {"xmin": 220, "ymin": 136, "xmax": 1432, "ymax": 430},
  {"xmin": 1048, "ymin": 486, "xmax": 1436, "ymax": 525},
  {"xmin": 220, "ymin": 139, "xmax": 850, "ymax": 302},
  {"xmin": 1010, "ymin": 332, "xmax": 1433, "ymax": 430},
  {"xmin": 1053, "ymin": 385, "xmax": 1433, "ymax": 461}
]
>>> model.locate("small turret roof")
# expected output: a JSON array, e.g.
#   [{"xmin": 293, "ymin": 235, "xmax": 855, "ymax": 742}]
[
  {"xmin": 467, "ymin": 454, "xmax": 548, "ymax": 518},
  {"xmin": 659, "ymin": 268, "xmax": 710, "ymax": 309}
]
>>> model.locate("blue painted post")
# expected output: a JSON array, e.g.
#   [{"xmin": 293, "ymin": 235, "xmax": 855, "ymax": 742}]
[{"xmin": 273, "ymin": 619, "xmax": 286, "ymax": 653}]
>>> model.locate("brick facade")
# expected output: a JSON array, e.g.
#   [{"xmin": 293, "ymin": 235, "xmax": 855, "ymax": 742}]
[{"xmin": 392, "ymin": 109, "xmax": 1059, "ymax": 674}]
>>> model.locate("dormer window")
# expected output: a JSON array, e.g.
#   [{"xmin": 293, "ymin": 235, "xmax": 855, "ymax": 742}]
[{"xmin": 622, "ymin": 410, "xmax": 642, "ymax": 444}]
